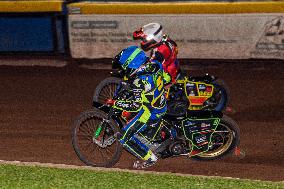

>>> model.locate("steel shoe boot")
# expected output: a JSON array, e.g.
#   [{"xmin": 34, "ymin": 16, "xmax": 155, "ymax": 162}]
[{"xmin": 133, "ymin": 153, "xmax": 158, "ymax": 169}]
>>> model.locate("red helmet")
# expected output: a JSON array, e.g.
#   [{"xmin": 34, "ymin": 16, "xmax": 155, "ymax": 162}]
[{"xmin": 133, "ymin": 23, "xmax": 163, "ymax": 51}]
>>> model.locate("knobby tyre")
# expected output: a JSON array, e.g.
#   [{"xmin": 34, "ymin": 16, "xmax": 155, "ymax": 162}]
[
  {"xmin": 72, "ymin": 109, "xmax": 123, "ymax": 167},
  {"xmin": 193, "ymin": 114, "xmax": 240, "ymax": 160}
]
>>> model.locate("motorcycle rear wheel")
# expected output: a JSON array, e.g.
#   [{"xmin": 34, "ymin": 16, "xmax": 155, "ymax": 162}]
[
  {"xmin": 193, "ymin": 115, "xmax": 240, "ymax": 160},
  {"xmin": 207, "ymin": 79, "xmax": 229, "ymax": 112},
  {"xmin": 72, "ymin": 109, "xmax": 123, "ymax": 167}
]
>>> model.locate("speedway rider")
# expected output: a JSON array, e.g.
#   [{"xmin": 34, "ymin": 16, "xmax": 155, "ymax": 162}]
[
  {"xmin": 107, "ymin": 46, "xmax": 171, "ymax": 169},
  {"xmin": 133, "ymin": 23, "xmax": 180, "ymax": 83}
]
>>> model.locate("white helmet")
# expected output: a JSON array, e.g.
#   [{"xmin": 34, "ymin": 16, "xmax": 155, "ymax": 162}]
[{"xmin": 133, "ymin": 23, "xmax": 163, "ymax": 51}]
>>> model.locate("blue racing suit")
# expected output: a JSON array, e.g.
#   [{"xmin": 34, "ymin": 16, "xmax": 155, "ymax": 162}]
[{"xmin": 113, "ymin": 61, "xmax": 171, "ymax": 160}]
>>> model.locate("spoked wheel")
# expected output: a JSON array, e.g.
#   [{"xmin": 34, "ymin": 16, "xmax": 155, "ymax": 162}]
[
  {"xmin": 93, "ymin": 77, "xmax": 122, "ymax": 104},
  {"xmin": 72, "ymin": 109, "xmax": 122, "ymax": 167},
  {"xmin": 193, "ymin": 115, "xmax": 240, "ymax": 160},
  {"xmin": 204, "ymin": 80, "xmax": 229, "ymax": 112}
]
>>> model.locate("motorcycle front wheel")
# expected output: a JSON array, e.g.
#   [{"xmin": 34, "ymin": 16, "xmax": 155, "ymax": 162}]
[
  {"xmin": 193, "ymin": 115, "xmax": 240, "ymax": 160},
  {"xmin": 93, "ymin": 77, "xmax": 122, "ymax": 104},
  {"xmin": 72, "ymin": 109, "xmax": 123, "ymax": 167}
]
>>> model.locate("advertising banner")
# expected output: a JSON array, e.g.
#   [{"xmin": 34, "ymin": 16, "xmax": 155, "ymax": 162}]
[{"xmin": 68, "ymin": 14, "xmax": 284, "ymax": 59}]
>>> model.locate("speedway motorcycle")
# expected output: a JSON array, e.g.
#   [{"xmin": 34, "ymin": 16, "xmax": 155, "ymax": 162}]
[
  {"xmin": 93, "ymin": 69, "xmax": 229, "ymax": 112},
  {"xmin": 72, "ymin": 82, "xmax": 239, "ymax": 168}
]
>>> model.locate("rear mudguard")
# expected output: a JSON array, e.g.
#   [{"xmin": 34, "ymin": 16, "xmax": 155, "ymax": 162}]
[{"xmin": 93, "ymin": 101, "xmax": 124, "ymax": 129}]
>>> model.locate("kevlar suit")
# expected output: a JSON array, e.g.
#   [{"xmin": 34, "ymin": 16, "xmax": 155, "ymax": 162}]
[
  {"xmin": 133, "ymin": 23, "xmax": 180, "ymax": 83},
  {"xmin": 150, "ymin": 35, "xmax": 179, "ymax": 83},
  {"xmin": 113, "ymin": 57, "xmax": 171, "ymax": 160}
]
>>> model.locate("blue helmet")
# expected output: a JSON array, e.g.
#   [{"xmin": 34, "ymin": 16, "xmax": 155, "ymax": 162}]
[{"xmin": 112, "ymin": 46, "xmax": 148, "ymax": 77}]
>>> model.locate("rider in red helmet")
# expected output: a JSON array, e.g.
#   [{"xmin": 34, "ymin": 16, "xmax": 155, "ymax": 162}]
[{"xmin": 133, "ymin": 23, "xmax": 180, "ymax": 83}]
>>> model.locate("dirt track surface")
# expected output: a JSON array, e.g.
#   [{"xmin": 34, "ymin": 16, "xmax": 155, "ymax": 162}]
[{"xmin": 0, "ymin": 61, "xmax": 283, "ymax": 181}]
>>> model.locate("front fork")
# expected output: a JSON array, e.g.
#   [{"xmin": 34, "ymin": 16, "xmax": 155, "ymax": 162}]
[{"xmin": 93, "ymin": 109, "xmax": 117, "ymax": 148}]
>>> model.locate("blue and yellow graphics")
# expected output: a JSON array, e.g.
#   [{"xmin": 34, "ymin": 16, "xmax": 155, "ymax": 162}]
[{"xmin": 114, "ymin": 62, "xmax": 170, "ymax": 160}]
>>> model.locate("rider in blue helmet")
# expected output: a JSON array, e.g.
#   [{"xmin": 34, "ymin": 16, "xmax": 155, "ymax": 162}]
[
  {"xmin": 109, "ymin": 46, "xmax": 171, "ymax": 168},
  {"xmin": 112, "ymin": 46, "xmax": 148, "ymax": 78}
]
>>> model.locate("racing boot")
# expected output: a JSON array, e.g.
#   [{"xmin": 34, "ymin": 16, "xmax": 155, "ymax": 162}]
[{"xmin": 133, "ymin": 152, "xmax": 158, "ymax": 169}]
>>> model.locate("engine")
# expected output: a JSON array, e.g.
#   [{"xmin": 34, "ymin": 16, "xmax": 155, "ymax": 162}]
[{"xmin": 168, "ymin": 140, "xmax": 188, "ymax": 156}]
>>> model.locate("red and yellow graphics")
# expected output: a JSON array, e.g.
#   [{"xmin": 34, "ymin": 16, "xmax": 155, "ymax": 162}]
[{"xmin": 175, "ymin": 79, "xmax": 214, "ymax": 110}]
